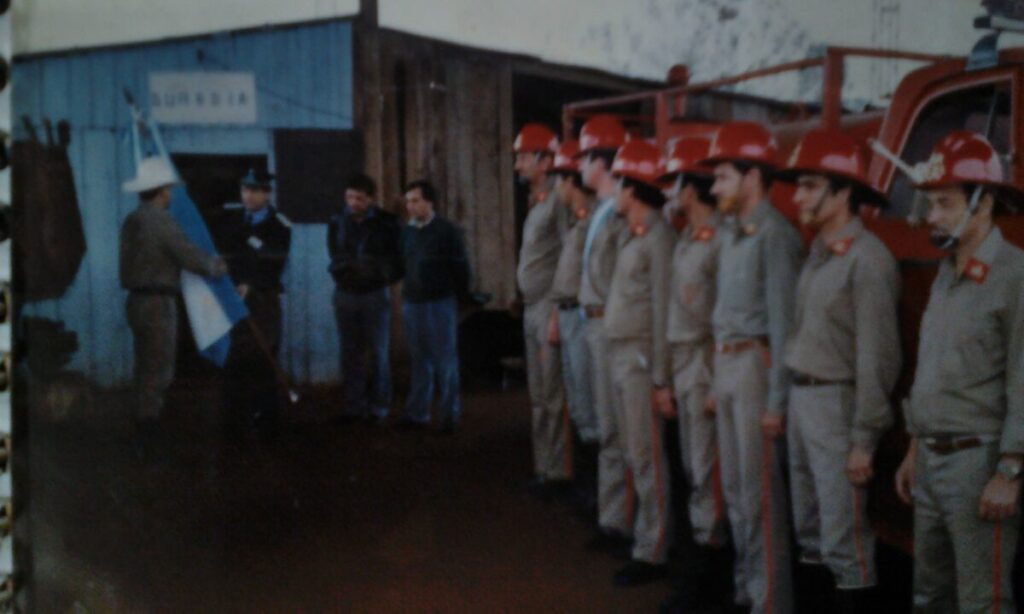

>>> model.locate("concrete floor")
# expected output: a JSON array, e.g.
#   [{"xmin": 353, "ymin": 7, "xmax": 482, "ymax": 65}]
[{"xmin": 26, "ymin": 383, "xmax": 671, "ymax": 613}]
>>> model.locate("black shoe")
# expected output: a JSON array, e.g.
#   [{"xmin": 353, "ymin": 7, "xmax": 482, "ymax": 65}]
[
  {"xmin": 834, "ymin": 587, "xmax": 877, "ymax": 614},
  {"xmin": 371, "ymin": 414, "xmax": 390, "ymax": 428},
  {"xmin": 612, "ymin": 560, "xmax": 668, "ymax": 587},
  {"xmin": 395, "ymin": 418, "xmax": 428, "ymax": 431},
  {"xmin": 659, "ymin": 585, "xmax": 701, "ymax": 614},
  {"xmin": 526, "ymin": 477, "xmax": 572, "ymax": 502},
  {"xmin": 585, "ymin": 529, "xmax": 632, "ymax": 560}
]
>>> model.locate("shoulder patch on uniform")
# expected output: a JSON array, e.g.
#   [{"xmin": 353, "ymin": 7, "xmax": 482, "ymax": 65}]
[
  {"xmin": 223, "ymin": 202, "xmax": 244, "ymax": 210},
  {"xmin": 693, "ymin": 225, "xmax": 716, "ymax": 242},
  {"xmin": 964, "ymin": 258, "xmax": 989, "ymax": 284},
  {"xmin": 829, "ymin": 237, "xmax": 854, "ymax": 257},
  {"xmin": 275, "ymin": 212, "xmax": 292, "ymax": 227}
]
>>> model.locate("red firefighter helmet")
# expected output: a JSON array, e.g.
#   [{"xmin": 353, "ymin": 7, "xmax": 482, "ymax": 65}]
[
  {"xmin": 915, "ymin": 130, "xmax": 1023, "ymax": 204},
  {"xmin": 611, "ymin": 140, "xmax": 663, "ymax": 188},
  {"xmin": 576, "ymin": 114, "xmax": 627, "ymax": 157},
  {"xmin": 774, "ymin": 129, "xmax": 889, "ymax": 207},
  {"xmin": 702, "ymin": 120, "xmax": 779, "ymax": 168},
  {"xmin": 551, "ymin": 139, "xmax": 581, "ymax": 173},
  {"xmin": 513, "ymin": 123, "xmax": 558, "ymax": 154},
  {"xmin": 659, "ymin": 136, "xmax": 713, "ymax": 181}
]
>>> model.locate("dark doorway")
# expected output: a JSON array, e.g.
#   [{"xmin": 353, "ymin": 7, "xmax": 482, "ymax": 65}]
[{"xmin": 170, "ymin": 153, "xmax": 268, "ymax": 378}]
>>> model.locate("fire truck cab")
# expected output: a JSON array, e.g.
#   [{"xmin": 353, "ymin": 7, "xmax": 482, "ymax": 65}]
[{"xmin": 561, "ymin": 7, "xmax": 1024, "ymax": 550}]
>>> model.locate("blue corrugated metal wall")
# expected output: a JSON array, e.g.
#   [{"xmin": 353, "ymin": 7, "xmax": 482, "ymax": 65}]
[{"xmin": 14, "ymin": 20, "xmax": 354, "ymax": 386}]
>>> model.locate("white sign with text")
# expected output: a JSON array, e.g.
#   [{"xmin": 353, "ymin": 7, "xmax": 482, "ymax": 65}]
[{"xmin": 149, "ymin": 72, "xmax": 257, "ymax": 124}]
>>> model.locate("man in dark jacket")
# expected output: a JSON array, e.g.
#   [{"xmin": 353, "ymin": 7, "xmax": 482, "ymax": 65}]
[
  {"xmin": 399, "ymin": 180, "xmax": 471, "ymax": 432},
  {"xmin": 218, "ymin": 168, "xmax": 292, "ymax": 440},
  {"xmin": 327, "ymin": 172, "xmax": 403, "ymax": 423}
]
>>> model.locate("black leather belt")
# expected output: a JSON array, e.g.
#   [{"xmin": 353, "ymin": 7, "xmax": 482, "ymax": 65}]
[
  {"xmin": 791, "ymin": 372, "xmax": 853, "ymax": 387},
  {"xmin": 130, "ymin": 287, "xmax": 178, "ymax": 296},
  {"xmin": 558, "ymin": 300, "xmax": 580, "ymax": 310},
  {"xmin": 922, "ymin": 434, "xmax": 998, "ymax": 455}
]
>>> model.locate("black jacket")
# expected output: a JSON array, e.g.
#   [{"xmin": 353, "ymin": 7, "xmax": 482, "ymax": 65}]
[
  {"xmin": 217, "ymin": 205, "xmax": 292, "ymax": 292},
  {"xmin": 326, "ymin": 206, "xmax": 404, "ymax": 293}
]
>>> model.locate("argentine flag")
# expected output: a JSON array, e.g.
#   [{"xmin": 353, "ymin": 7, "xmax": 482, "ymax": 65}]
[
  {"xmin": 126, "ymin": 95, "xmax": 248, "ymax": 367},
  {"xmin": 168, "ymin": 184, "xmax": 248, "ymax": 366}
]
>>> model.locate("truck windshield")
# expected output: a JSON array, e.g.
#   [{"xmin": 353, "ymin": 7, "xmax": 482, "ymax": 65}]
[{"xmin": 887, "ymin": 83, "xmax": 1011, "ymax": 219}]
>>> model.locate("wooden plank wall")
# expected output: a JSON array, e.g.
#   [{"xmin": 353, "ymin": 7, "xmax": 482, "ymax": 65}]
[{"xmin": 372, "ymin": 31, "xmax": 519, "ymax": 309}]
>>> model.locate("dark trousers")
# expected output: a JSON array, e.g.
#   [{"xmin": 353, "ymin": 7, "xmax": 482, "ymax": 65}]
[
  {"xmin": 224, "ymin": 288, "xmax": 282, "ymax": 427},
  {"xmin": 126, "ymin": 293, "xmax": 178, "ymax": 421},
  {"xmin": 334, "ymin": 287, "xmax": 392, "ymax": 418}
]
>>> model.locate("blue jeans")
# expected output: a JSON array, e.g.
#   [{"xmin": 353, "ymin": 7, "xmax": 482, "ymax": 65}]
[
  {"xmin": 402, "ymin": 297, "xmax": 460, "ymax": 425},
  {"xmin": 334, "ymin": 287, "xmax": 392, "ymax": 418}
]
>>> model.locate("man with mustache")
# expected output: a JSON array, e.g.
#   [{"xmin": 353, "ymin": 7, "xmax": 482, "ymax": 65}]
[
  {"xmin": 895, "ymin": 131, "xmax": 1023, "ymax": 613},
  {"xmin": 775, "ymin": 129, "xmax": 901, "ymax": 612},
  {"xmin": 702, "ymin": 121, "xmax": 799, "ymax": 614}
]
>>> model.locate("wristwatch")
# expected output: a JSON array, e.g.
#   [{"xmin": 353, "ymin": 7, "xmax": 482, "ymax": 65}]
[{"xmin": 995, "ymin": 459, "xmax": 1023, "ymax": 481}]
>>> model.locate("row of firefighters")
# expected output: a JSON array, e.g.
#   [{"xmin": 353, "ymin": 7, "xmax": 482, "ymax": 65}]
[{"xmin": 512, "ymin": 115, "xmax": 1022, "ymax": 613}]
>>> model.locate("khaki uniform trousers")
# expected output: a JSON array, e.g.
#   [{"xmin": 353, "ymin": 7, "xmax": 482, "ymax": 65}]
[
  {"xmin": 126, "ymin": 293, "xmax": 178, "ymax": 421},
  {"xmin": 714, "ymin": 346, "xmax": 793, "ymax": 614},
  {"xmin": 609, "ymin": 338, "xmax": 672, "ymax": 564},
  {"xmin": 913, "ymin": 440, "xmax": 1019, "ymax": 613},
  {"xmin": 586, "ymin": 316, "xmax": 633, "ymax": 535},
  {"xmin": 672, "ymin": 342, "xmax": 727, "ymax": 547},
  {"xmin": 524, "ymin": 300, "xmax": 571, "ymax": 481},
  {"xmin": 787, "ymin": 383, "xmax": 876, "ymax": 588}
]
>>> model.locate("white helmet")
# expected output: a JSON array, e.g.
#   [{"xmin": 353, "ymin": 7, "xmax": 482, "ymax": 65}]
[{"xmin": 122, "ymin": 156, "xmax": 179, "ymax": 193}]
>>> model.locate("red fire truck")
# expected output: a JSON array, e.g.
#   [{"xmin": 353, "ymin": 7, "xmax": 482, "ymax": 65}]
[{"xmin": 561, "ymin": 7, "xmax": 1024, "ymax": 550}]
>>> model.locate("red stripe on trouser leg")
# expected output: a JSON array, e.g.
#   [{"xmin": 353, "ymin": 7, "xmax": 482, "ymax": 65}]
[
  {"xmin": 760, "ymin": 437, "xmax": 775, "ymax": 614},
  {"xmin": 992, "ymin": 521, "xmax": 1001, "ymax": 614},
  {"xmin": 650, "ymin": 407, "xmax": 667, "ymax": 560},
  {"xmin": 852, "ymin": 487, "xmax": 868, "ymax": 585}
]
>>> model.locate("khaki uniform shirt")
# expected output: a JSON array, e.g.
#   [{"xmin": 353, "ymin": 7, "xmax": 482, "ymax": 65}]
[
  {"xmin": 784, "ymin": 218, "xmax": 901, "ymax": 450},
  {"xmin": 907, "ymin": 227, "xmax": 1024, "ymax": 454},
  {"xmin": 579, "ymin": 197, "xmax": 627, "ymax": 308},
  {"xmin": 713, "ymin": 200, "xmax": 803, "ymax": 414},
  {"xmin": 604, "ymin": 211, "xmax": 675, "ymax": 386},
  {"xmin": 119, "ymin": 201, "xmax": 219, "ymax": 291},
  {"xmin": 517, "ymin": 188, "xmax": 568, "ymax": 305},
  {"xmin": 667, "ymin": 216, "xmax": 721, "ymax": 345},
  {"xmin": 550, "ymin": 207, "xmax": 591, "ymax": 303}
]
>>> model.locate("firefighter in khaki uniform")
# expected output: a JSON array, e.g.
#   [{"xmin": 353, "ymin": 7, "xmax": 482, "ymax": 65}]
[
  {"xmin": 119, "ymin": 156, "xmax": 227, "ymax": 454},
  {"xmin": 547, "ymin": 139, "xmax": 601, "ymax": 513},
  {"xmin": 895, "ymin": 131, "xmax": 1023, "ymax": 613},
  {"xmin": 513, "ymin": 123, "xmax": 572, "ymax": 496},
  {"xmin": 604, "ymin": 140, "xmax": 676, "ymax": 586},
  {"xmin": 775, "ymin": 129, "xmax": 901, "ymax": 612},
  {"xmin": 658, "ymin": 137, "xmax": 731, "ymax": 611},
  {"xmin": 574, "ymin": 115, "xmax": 632, "ymax": 557},
  {"xmin": 703, "ymin": 121, "xmax": 799, "ymax": 614}
]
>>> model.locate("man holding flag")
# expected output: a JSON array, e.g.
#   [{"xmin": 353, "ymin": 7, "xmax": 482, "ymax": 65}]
[{"xmin": 119, "ymin": 155, "xmax": 228, "ymax": 454}]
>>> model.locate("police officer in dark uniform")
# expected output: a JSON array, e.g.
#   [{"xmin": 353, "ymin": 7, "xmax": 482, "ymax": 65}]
[{"xmin": 219, "ymin": 168, "xmax": 292, "ymax": 440}]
